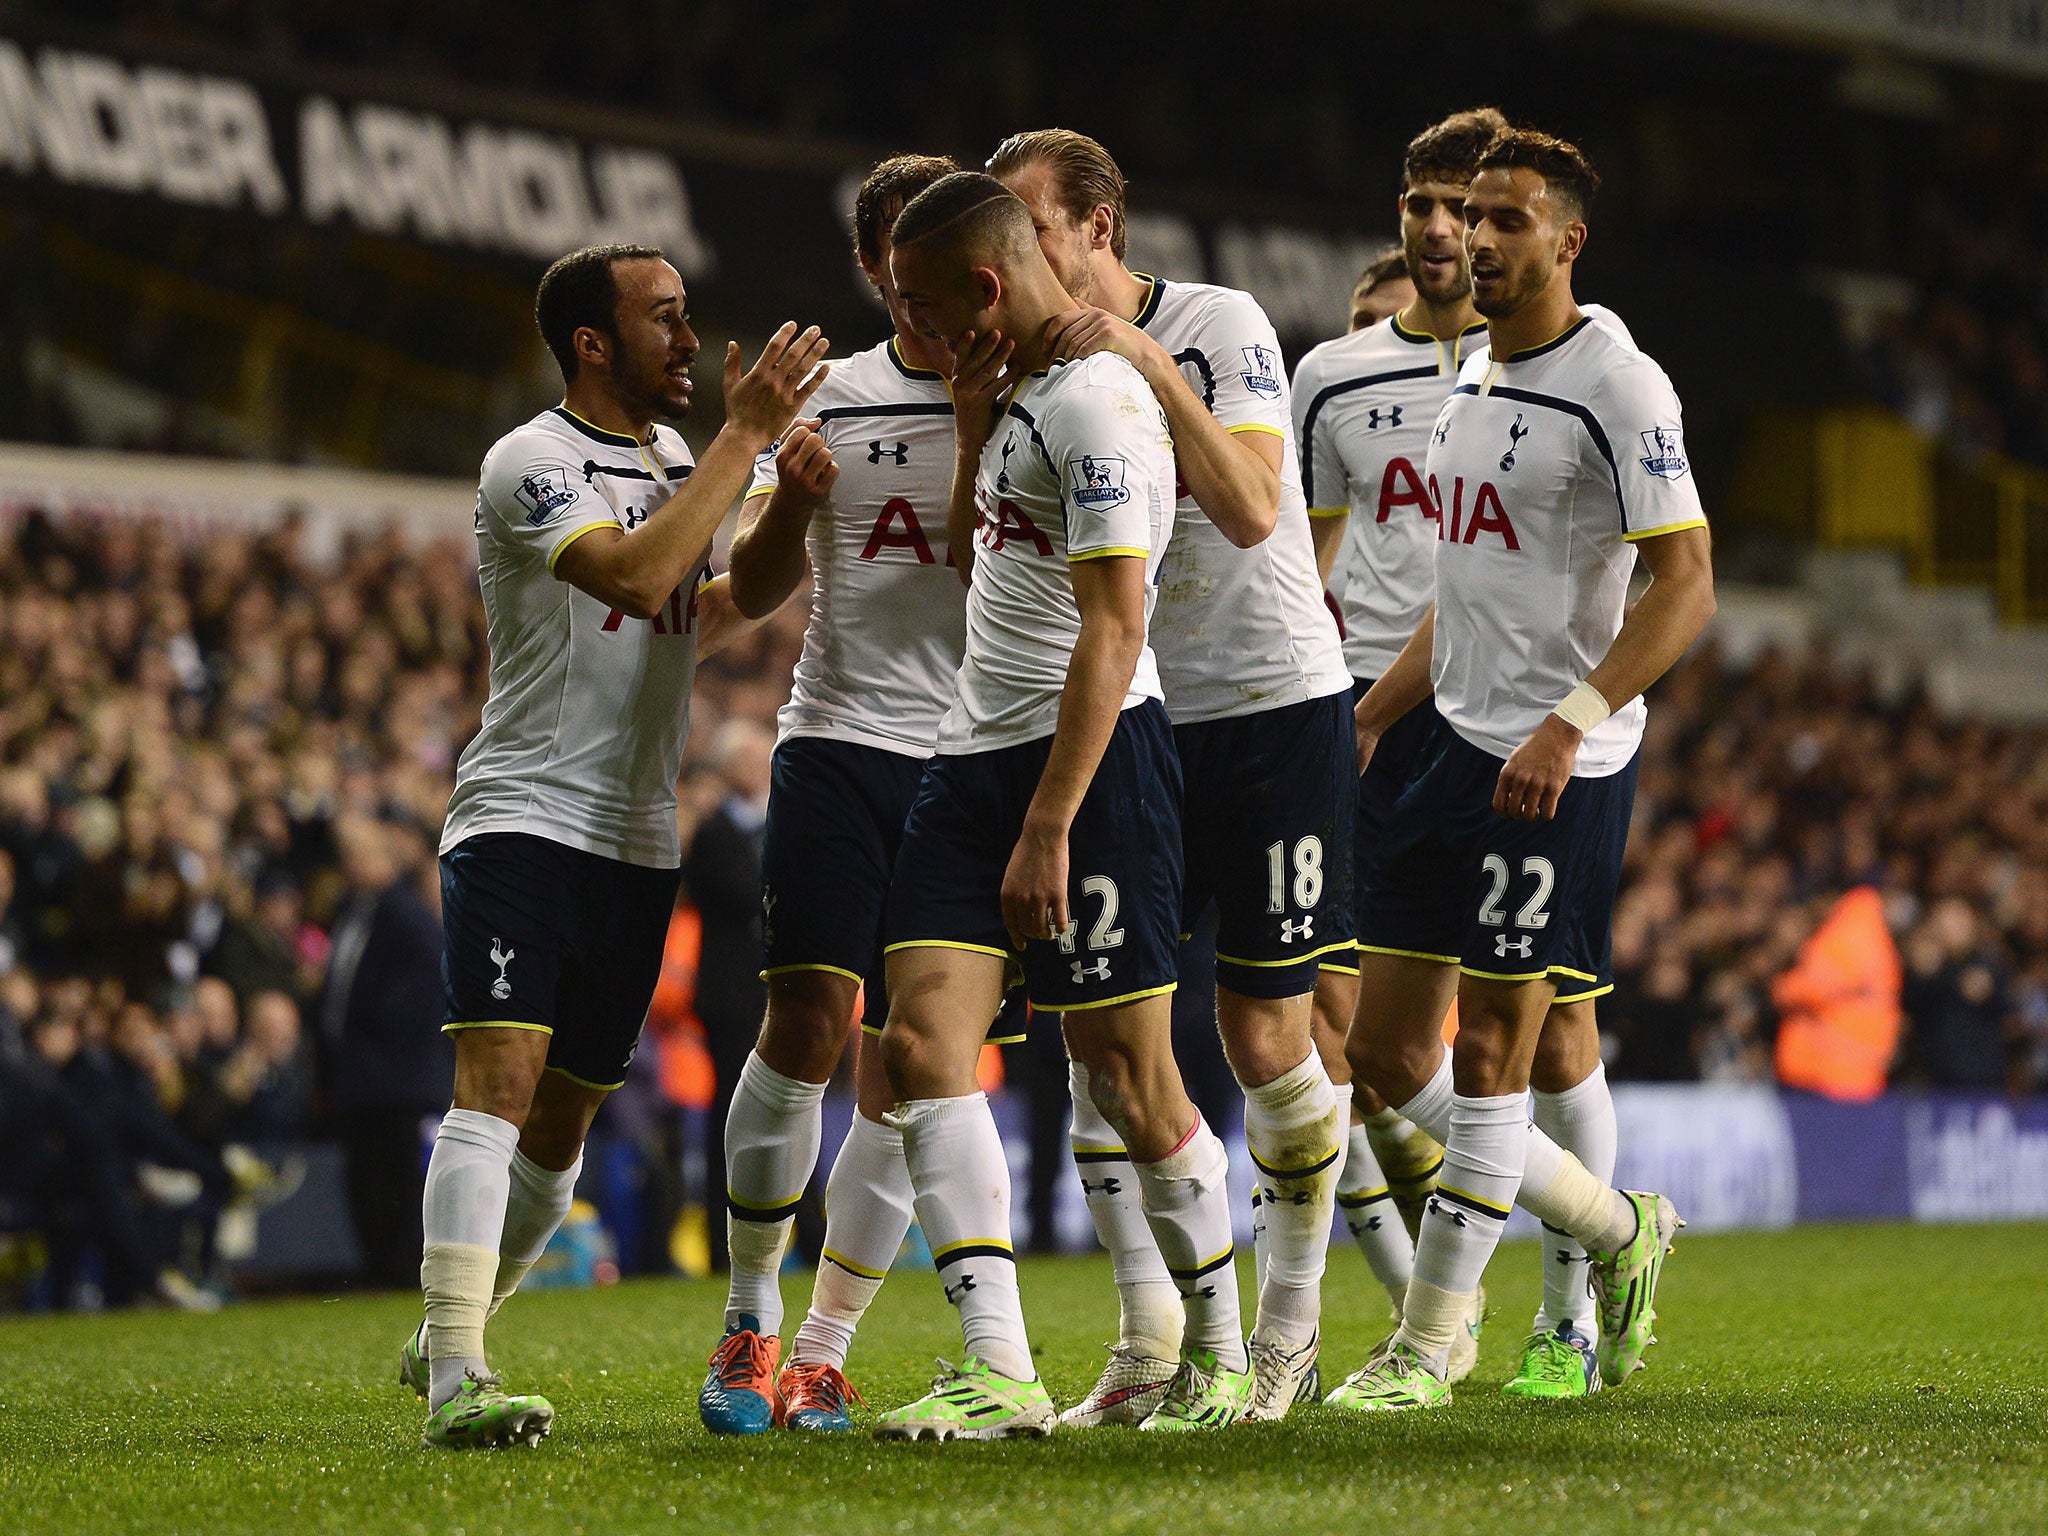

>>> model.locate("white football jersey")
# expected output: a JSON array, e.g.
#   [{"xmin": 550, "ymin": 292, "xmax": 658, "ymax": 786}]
[
  {"xmin": 1293, "ymin": 313, "xmax": 1490, "ymax": 680},
  {"xmin": 745, "ymin": 337, "xmax": 965, "ymax": 757},
  {"xmin": 1132, "ymin": 277, "xmax": 1349, "ymax": 724},
  {"xmin": 1425, "ymin": 314, "xmax": 1707, "ymax": 776},
  {"xmin": 940, "ymin": 352, "xmax": 1176, "ymax": 754},
  {"xmin": 444, "ymin": 408, "xmax": 706, "ymax": 868}
]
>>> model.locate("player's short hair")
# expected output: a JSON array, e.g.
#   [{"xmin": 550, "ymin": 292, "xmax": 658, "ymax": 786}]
[
  {"xmin": 1354, "ymin": 246, "xmax": 1410, "ymax": 296},
  {"xmin": 1474, "ymin": 127, "xmax": 1602, "ymax": 221},
  {"xmin": 534, "ymin": 243, "xmax": 668, "ymax": 383},
  {"xmin": 890, "ymin": 172, "xmax": 1035, "ymax": 268},
  {"xmin": 1403, "ymin": 107, "xmax": 1510, "ymax": 189},
  {"xmin": 986, "ymin": 128, "xmax": 1128, "ymax": 260},
  {"xmin": 854, "ymin": 153, "xmax": 963, "ymax": 268}
]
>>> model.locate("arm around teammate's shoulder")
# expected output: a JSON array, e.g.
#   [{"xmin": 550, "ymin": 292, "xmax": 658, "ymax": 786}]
[{"xmin": 557, "ymin": 324, "xmax": 831, "ymax": 619}]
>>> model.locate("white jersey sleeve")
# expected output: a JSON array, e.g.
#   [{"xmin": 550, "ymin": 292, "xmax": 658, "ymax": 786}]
[
  {"xmin": 480, "ymin": 442, "xmax": 626, "ymax": 571},
  {"xmin": 1292, "ymin": 346, "xmax": 1352, "ymax": 517},
  {"xmin": 1595, "ymin": 354, "xmax": 1707, "ymax": 543},
  {"xmin": 1199, "ymin": 288, "xmax": 1292, "ymax": 443}
]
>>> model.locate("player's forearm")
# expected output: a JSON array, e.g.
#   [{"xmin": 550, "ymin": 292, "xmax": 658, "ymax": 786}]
[
  {"xmin": 1142, "ymin": 360, "xmax": 1280, "ymax": 547},
  {"xmin": 1580, "ymin": 535, "xmax": 1716, "ymax": 715},
  {"xmin": 946, "ymin": 448, "xmax": 979, "ymax": 585},
  {"xmin": 1310, "ymin": 510, "xmax": 1349, "ymax": 584},
  {"xmin": 1356, "ymin": 607, "xmax": 1435, "ymax": 738},
  {"xmin": 595, "ymin": 428, "xmax": 767, "ymax": 618},
  {"xmin": 1024, "ymin": 604, "xmax": 1145, "ymax": 837},
  {"xmin": 726, "ymin": 488, "xmax": 815, "ymax": 619}
]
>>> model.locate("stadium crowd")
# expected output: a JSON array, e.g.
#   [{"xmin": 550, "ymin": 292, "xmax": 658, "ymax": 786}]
[{"xmin": 1, "ymin": 508, "xmax": 2044, "ymax": 1310}]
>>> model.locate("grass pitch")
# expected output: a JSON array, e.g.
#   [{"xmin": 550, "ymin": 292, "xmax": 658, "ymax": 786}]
[{"xmin": 3, "ymin": 1223, "xmax": 2045, "ymax": 1536}]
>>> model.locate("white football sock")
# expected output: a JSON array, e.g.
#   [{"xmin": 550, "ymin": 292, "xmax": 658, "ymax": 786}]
[
  {"xmin": 490, "ymin": 1148, "xmax": 581, "ymax": 1317},
  {"xmin": 1403, "ymin": 1051, "xmax": 1632, "ymax": 1250},
  {"xmin": 892, "ymin": 1093, "xmax": 1034, "ymax": 1383},
  {"xmin": 722, "ymin": 1051, "xmax": 827, "ymax": 1336},
  {"xmin": 1134, "ymin": 1118, "xmax": 1247, "ymax": 1375},
  {"xmin": 1532, "ymin": 1063, "xmax": 1617, "ymax": 1340},
  {"xmin": 1338, "ymin": 1117, "xmax": 1414, "ymax": 1305},
  {"xmin": 1241, "ymin": 1054, "xmax": 1342, "ymax": 1348},
  {"xmin": 1069, "ymin": 1059, "xmax": 1182, "ymax": 1359},
  {"xmin": 790, "ymin": 1110, "xmax": 915, "ymax": 1370},
  {"xmin": 420, "ymin": 1108, "xmax": 519, "ymax": 1408},
  {"xmin": 1400, "ymin": 1092, "xmax": 1524, "ymax": 1360}
]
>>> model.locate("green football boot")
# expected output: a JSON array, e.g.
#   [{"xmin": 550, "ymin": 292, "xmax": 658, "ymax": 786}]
[
  {"xmin": 1138, "ymin": 1347, "xmax": 1255, "ymax": 1431},
  {"xmin": 872, "ymin": 1358, "xmax": 1056, "ymax": 1442},
  {"xmin": 421, "ymin": 1371, "xmax": 555, "ymax": 1449},
  {"xmin": 1501, "ymin": 1323, "xmax": 1602, "ymax": 1400},
  {"xmin": 1323, "ymin": 1336, "xmax": 1451, "ymax": 1414},
  {"xmin": 398, "ymin": 1320, "xmax": 430, "ymax": 1399},
  {"xmin": 1587, "ymin": 1190, "xmax": 1683, "ymax": 1386}
]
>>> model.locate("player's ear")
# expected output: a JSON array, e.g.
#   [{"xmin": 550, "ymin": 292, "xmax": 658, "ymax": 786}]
[
  {"xmin": 573, "ymin": 325, "xmax": 608, "ymax": 372},
  {"xmin": 1557, "ymin": 218, "xmax": 1588, "ymax": 265},
  {"xmin": 1088, "ymin": 204, "xmax": 1115, "ymax": 253},
  {"xmin": 971, "ymin": 265, "xmax": 1002, "ymax": 313}
]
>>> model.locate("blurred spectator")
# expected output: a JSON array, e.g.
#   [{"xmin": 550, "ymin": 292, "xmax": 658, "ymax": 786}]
[
  {"xmin": 315, "ymin": 814, "xmax": 452, "ymax": 1290},
  {"xmin": 682, "ymin": 719, "xmax": 773, "ymax": 1272}
]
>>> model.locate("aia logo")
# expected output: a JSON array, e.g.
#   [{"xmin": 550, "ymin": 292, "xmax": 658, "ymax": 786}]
[
  {"xmin": 979, "ymin": 496, "xmax": 1054, "ymax": 556},
  {"xmin": 859, "ymin": 496, "xmax": 955, "ymax": 567},
  {"xmin": 1427, "ymin": 474, "xmax": 1521, "ymax": 550}
]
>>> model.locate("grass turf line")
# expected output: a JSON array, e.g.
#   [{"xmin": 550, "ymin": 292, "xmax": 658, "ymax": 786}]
[{"xmin": 2, "ymin": 1223, "xmax": 2045, "ymax": 1536}]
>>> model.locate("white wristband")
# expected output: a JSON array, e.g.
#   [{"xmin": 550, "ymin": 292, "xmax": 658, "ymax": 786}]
[{"xmin": 1551, "ymin": 680, "xmax": 1611, "ymax": 734}]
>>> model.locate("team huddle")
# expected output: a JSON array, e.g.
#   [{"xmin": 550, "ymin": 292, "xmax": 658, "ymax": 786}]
[{"xmin": 401, "ymin": 108, "xmax": 1716, "ymax": 1447}]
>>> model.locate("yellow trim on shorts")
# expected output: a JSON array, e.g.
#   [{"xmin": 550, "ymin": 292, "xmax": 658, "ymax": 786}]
[
  {"xmin": 546, "ymin": 520, "xmax": 612, "ymax": 575},
  {"xmin": 544, "ymin": 1063, "xmax": 624, "ymax": 1092},
  {"xmin": 1357, "ymin": 944, "xmax": 1459, "ymax": 965},
  {"xmin": 1306, "ymin": 505, "xmax": 1351, "ymax": 519},
  {"xmin": 821, "ymin": 1247, "xmax": 888, "ymax": 1281},
  {"xmin": 1319, "ymin": 958, "xmax": 1361, "ymax": 976},
  {"xmin": 443, "ymin": 1019, "xmax": 553, "ymax": 1036},
  {"xmin": 1550, "ymin": 965, "xmax": 1599, "ymax": 983},
  {"xmin": 1622, "ymin": 517, "xmax": 1708, "ymax": 544},
  {"xmin": 883, "ymin": 939, "xmax": 1013, "ymax": 960},
  {"xmin": 1225, "ymin": 422, "xmax": 1285, "ymax": 439},
  {"xmin": 1552, "ymin": 982, "xmax": 1614, "ymax": 1005},
  {"xmin": 1458, "ymin": 965, "xmax": 1551, "ymax": 983},
  {"xmin": 761, "ymin": 963, "xmax": 865, "ymax": 984},
  {"xmin": 1068, "ymin": 546, "xmax": 1148, "ymax": 563},
  {"xmin": 987, "ymin": 1030, "xmax": 1027, "ymax": 1045},
  {"xmin": 1216, "ymin": 939, "xmax": 1357, "ymax": 968},
  {"xmin": 1039, "ymin": 982, "xmax": 1176, "ymax": 1013}
]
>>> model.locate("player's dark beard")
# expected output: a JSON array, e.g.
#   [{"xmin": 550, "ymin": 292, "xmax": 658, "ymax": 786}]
[
  {"xmin": 1404, "ymin": 235, "xmax": 1471, "ymax": 305},
  {"xmin": 1471, "ymin": 252, "xmax": 1548, "ymax": 319}
]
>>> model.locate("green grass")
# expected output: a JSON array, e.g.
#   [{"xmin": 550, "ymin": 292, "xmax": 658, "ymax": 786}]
[{"xmin": 4, "ymin": 1224, "xmax": 2046, "ymax": 1536}]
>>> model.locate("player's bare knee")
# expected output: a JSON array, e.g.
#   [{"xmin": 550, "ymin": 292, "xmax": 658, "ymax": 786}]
[{"xmin": 1216, "ymin": 988, "xmax": 1313, "ymax": 1089}]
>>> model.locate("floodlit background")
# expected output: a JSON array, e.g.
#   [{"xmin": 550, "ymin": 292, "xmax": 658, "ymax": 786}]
[{"xmin": 2, "ymin": 0, "xmax": 2047, "ymax": 1311}]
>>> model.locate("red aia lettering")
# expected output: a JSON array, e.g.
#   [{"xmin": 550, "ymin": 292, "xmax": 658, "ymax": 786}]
[
  {"xmin": 1376, "ymin": 456, "xmax": 1433, "ymax": 526},
  {"xmin": 1426, "ymin": 475, "xmax": 1520, "ymax": 550},
  {"xmin": 860, "ymin": 496, "xmax": 936, "ymax": 564},
  {"xmin": 983, "ymin": 497, "xmax": 1055, "ymax": 556}
]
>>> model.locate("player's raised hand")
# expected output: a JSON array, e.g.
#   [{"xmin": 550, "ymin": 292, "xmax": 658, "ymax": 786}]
[
  {"xmin": 774, "ymin": 420, "xmax": 838, "ymax": 509},
  {"xmin": 1494, "ymin": 716, "xmax": 1580, "ymax": 821},
  {"xmin": 948, "ymin": 328, "xmax": 1017, "ymax": 454},
  {"xmin": 1000, "ymin": 823, "xmax": 1069, "ymax": 950},
  {"xmin": 724, "ymin": 323, "xmax": 832, "ymax": 448},
  {"xmin": 1045, "ymin": 305, "xmax": 1161, "ymax": 372}
]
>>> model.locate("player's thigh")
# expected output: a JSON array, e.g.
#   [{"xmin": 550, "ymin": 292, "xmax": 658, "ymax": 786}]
[
  {"xmin": 1348, "ymin": 950, "xmax": 1460, "ymax": 1103},
  {"xmin": 1018, "ymin": 701, "xmax": 1182, "ymax": 1017},
  {"xmin": 1531, "ymin": 997, "xmax": 1602, "ymax": 1093},
  {"xmin": 878, "ymin": 942, "xmax": 1008, "ymax": 1097},
  {"xmin": 762, "ymin": 737, "xmax": 921, "ymax": 1037},
  {"xmin": 1183, "ymin": 692, "xmax": 1356, "ymax": 1007},
  {"xmin": 1214, "ymin": 987, "xmax": 1314, "ymax": 1088},
  {"xmin": 1059, "ymin": 989, "xmax": 1190, "ymax": 1159},
  {"xmin": 450, "ymin": 1025, "xmax": 555, "ymax": 1124},
  {"xmin": 549, "ymin": 854, "xmax": 683, "ymax": 1094},
  {"xmin": 1451, "ymin": 971, "xmax": 1556, "ymax": 1095}
]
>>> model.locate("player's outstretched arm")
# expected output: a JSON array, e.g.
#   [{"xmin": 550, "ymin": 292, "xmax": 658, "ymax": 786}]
[
  {"xmin": 999, "ymin": 554, "xmax": 1149, "ymax": 948},
  {"xmin": 1494, "ymin": 523, "xmax": 1715, "ymax": 821},
  {"xmin": 1048, "ymin": 307, "xmax": 1281, "ymax": 548},
  {"xmin": 727, "ymin": 420, "xmax": 837, "ymax": 619},
  {"xmin": 1354, "ymin": 605, "xmax": 1435, "ymax": 773},
  {"xmin": 557, "ymin": 323, "xmax": 831, "ymax": 618}
]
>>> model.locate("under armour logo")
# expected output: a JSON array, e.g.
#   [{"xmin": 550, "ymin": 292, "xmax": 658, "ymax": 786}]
[
  {"xmin": 1280, "ymin": 916, "xmax": 1314, "ymax": 945},
  {"xmin": 1366, "ymin": 405, "xmax": 1403, "ymax": 431},
  {"xmin": 1433, "ymin": 418, "xmax": 1451, "ymax": 445},
  {"xmin": 1495, "ymin": 933, "xmax": 1534, "ymax": 959},
  {"xmin": 1350, "ymin": 1214, "xmax": 1384, "ymax": 1233},
  {"xmin": 943, "ymin": 1273, "xmax": 977, "ymax": 1305},
  {"xmin": 869, "ymin": 440, "xmax": 909, "ymax": 465},
  {"xmin": 1499, "ymin": 413, "xmax": 1529, "ymax": 472},
  {"xmin": 1428, "ymin": 1195, "xmax": 1469, "ymax": 1228},
  {"xmin": 1072, "ymin": 958, "xmax": 1112, "ymax": 984},
  {"xmin": 1264, "ymin": 1186, "xmax": 1313, "ymax": 1207},
  {"xmin": 1177, "ymin": 1284, "xmax": 1219, "ymax": 1302},
  {"xmin": 1080, "ymin": 1176, "xmax": 1123, "ymax": 1197},
  {"xmin": 489, "ymin": 938, "xmax": 515, "ymax": 1001}
]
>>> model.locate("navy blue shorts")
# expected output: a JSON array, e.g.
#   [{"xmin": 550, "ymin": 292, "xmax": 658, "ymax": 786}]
[
  {"xmin": 1334, "ymin": 675, "xmax": 1450, "ymax": 978},
  {"xmin": 760, "ymin": 736, "xmax": 927, "ymax": 1032},
  {"xmin": 441, "ymin": 832, "xmax": 682, "ymax": 1090},
  {"xmin": 885, "ymin": 699, "xmax": 1182, "ymax": 1013},
  {"xmin": 1175, "ymin": 690, "xmax": 1356, "ymax": 999},
  {"xmin": 1353, "ymin": 721, "xmax": 1635, "ymax": 1001}
]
